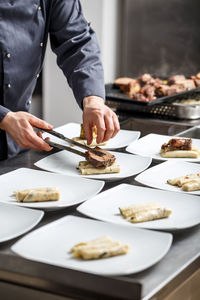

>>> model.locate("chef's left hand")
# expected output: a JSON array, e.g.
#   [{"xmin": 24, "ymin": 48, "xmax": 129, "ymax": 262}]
[{"xmin": 82, "ymin": 96, "xmax": 120, "ymax": 145}]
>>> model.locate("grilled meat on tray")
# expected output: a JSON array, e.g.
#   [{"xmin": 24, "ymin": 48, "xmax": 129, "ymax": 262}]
[{"xmin": 114, "ymin": 72, "xmax": 199, "ymax": 102}]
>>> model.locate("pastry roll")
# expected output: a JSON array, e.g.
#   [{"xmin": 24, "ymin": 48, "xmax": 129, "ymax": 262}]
[
  {"xmin": 78, "ymin": 161, "xmax": 120, "ymax": 175},
  {"xmin": 71, "ymin": 236, "xmax": 130, "ymax": 260},
  {"xmin": 14, "ymin": 187, "xmax": 60, "ymax": 202},
  {"xmin": 160, "ymin": 147, "xmax": 199, "ymax": 158},
  {"xmin": 182, "ymin": 180, "xmax": 200, "ymax": 192},
  {"xmin": 119, "ymin": 202, "xmax": 172, "ymax": 223},
  {"xmin": 167, "ymin": 173, "xmax": 200, "ymax": 186}
]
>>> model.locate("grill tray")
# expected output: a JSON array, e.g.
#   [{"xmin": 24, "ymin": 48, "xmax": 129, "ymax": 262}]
[
  {"xmin": 106, "ymin": 87, "xmax": 200, "ymax": 120},
  {"xmin": 106, "ymin": 83, "xmax": 200, "ymax": 106}
]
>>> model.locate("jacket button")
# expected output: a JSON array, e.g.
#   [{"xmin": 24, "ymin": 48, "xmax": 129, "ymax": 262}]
[
  {"xmin": 7, "ymin": 53, "xmax": 11, "ymax": 58},
  {"xmin": 38, "ymin": 6, "xmax": 41, "ymax": 11},
  {"xmin": 40, "ymin": 43, "xmax": 43, "ymax": 47},
  {"xmin": 28, "ymin": 100, "xmax": 32, "ymax": 105},
  {"xmin": 7, "ymin": 83, "xmax": 11, "ymax": 88},
  {"xmin": 36, "ymin": 74, "xmax": 40, "ymax": 78}
]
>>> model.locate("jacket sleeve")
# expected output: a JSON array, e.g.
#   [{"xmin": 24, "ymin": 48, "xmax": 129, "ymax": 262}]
[
  {"xmin": 49, "ymin": 0, "xmax": 105, "ymax": 109},
  {"xmin": 0, "ymin": 105, "xmax": 10, "ymax": 122}
]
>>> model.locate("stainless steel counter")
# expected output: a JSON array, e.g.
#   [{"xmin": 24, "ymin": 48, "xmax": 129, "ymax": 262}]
[{"xmin": 0, "ymin": 127, "xmax": 199, "ymax": 299}]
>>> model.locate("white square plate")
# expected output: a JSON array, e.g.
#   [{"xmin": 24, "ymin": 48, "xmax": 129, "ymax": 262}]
[
  {"xmin": 126, "ymin": 133, "xmax": 200, "ymax": 162},
  {"xmin": 0, "ymin": 202, "xmax": 43, "ymax": 243},
  {"xmin": 0, "ymin": 168, "xmax": 104, "ymax": 211},
  {"xmin": 35, "ymin": 151, "xmax": 152, "ymax": 181},
  {"xmin": 43, "ymin": 122, "xmax": 140, "ymax": 150},
  {"xmin": 77, "ymin": 184, "xmax": 200, "ymax": 231},
  {"xmin": 135, "ymin": 161, "xmax": 200, "ymax": 195},
  {"xmin": 11, "ymin": 216, "xmax": 172, "ymax": 276}
]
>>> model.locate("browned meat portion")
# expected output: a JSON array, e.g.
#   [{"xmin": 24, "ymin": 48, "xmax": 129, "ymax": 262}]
[
  {"xmin": 119, "ymin": 80, "xmax": 141, "ymax": 95},
  {"xmin": 161, "ymin": 138, "xmax": 192, "ymax": 152},
  {"xmin": 196, "ymin": 73, "xmax": 200, "ymax": 79},
  {"xmin": 190, "ymin": 75, "xmax": 200, "ymax": 87},
  {"xmin": 140, "ymin": 84, "xmax": 156, "ymax": 99},
  {"xmin": 85, "ymin": 147, "xmax": 116, "ymax": 168},
  {"xmin": 156, "ymin": 84, "xmax": 186, "ymax": 97},
  {"xmin": 138, "ymin": 73, "xmax": 153, "ymax": 85},
  {"xmin": 194, "ymin": 79, "xmax": 200, "ymax": 87},
  {"xmin": 154, "ymin": 78, "xmax": 163, "ymax": 88},
  {"xmin": 132, "ymin": 93, "xmax": 149, "ymax": 102},
  {"xmin": 114, "ymin": 77, "xmax": 135, "ymax": 87},
  {"xmin": 168, "ymin": 75, "xmax": 186, "ymax": 85},
  {"xmin": 179, "ymin": 79, "xmax": 195, "ymax": 91}
]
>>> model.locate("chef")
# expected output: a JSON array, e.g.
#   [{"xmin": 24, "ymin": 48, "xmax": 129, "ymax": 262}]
[{"xmin": 0, "ymin": 0, "xmax": 119, "ymax": 160}]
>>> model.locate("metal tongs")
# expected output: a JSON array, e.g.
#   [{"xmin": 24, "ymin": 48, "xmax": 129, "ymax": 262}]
[{"xmin": 35, "ymin": 127, "xmax": 106, "ymax": 158}]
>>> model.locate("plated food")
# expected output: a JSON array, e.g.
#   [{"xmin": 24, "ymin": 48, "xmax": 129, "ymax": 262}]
[
  {"xmin": 78, "ymin": 147, "xmax": 120, "ymax": 175},
  {"xmin": 77, "ymin": 184, "xmax": 200, "ymax": 230},
  {"xmin": 70, "ymin": 235, "xmax": 130, "ymax": 260},
  {"xmin": 13, "ymin": 187, "xmax": 60, "ymax": 203},
  {"xmin": 119, "ymin": 202, "xmax": 172, "ymax": 223},
  {"xmin": 0, "ymin": 168, "xmax": 104, "ymax": 210},
  {"xmin": 72, "ymin": 124, "xmax": 107, "ymax": 147},
  {"xmin": 114, "ymin": 72, "xmax": 200, "ymax": 103},
  {"xmin": 135, "ymin": 161, "xmax": 200, "ymax": 195},
  {"xmin": 12, "ymin": 215, "xmax": 173, "ymax": 276},
  {"xmin": 167, "ymin": 173, "xmax": 200, "ymax": 192},
  {"xmin": 126, "ymin": 133, "xmax": 200, "ymax": 162},
  {"xmin": 78, "ymin": 161, "xmax": 120, "ymax": 175},
  {"xmin": 160, "ymin": 138, "xmax": 200, "ymax": 158}
]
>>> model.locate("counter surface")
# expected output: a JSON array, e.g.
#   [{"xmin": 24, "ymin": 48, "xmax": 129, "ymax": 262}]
[{"xmin": 0, "ymin": 120, "xmax": 199, "ymax": 300}]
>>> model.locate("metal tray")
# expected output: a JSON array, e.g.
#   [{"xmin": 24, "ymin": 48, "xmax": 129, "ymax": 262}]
[
  {"xmin": 106, "ymin": 83, "xmax": 200, "ymax": 106},
  {"xmin": 106, "ymin": 90, "xmax": 200, "ymax": 120},
  {"xmin": 176, "ymin": 125, "xmax": 200, "ymax": 138}
]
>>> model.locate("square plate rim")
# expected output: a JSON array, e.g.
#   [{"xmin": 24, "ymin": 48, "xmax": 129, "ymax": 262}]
[
  {"xmin": 0, "ymin": 202, "xmax": 44, "ymax": 243},
  {"xmin": 134, "ymin": 160, "xmax": 200, "ymax": 195},
  {"xmin": 11, "ymin": 215, "xmax": 173, "ymax": 276},
  {"xmin": 76, "ymin": 183, "xmax": 200, "ymax": 231},
  {"xmin": 0, "ymin": 167, "xmax": 105, "ymax": 210}
]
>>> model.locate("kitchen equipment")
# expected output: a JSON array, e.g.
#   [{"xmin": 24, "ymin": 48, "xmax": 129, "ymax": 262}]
[
  {"xmin": 176, "ymin": 125, "xmax": 200, "ymax": 138},
  {"xmin": 106, "ymin": 85, "xmax": 200, "ymax": 120},
  {"xmin": 35, "ymin": 127, "xmax": 105, "ymax": 157}
]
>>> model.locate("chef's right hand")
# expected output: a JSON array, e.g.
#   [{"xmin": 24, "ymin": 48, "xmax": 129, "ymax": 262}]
[{"xmin": 0, "ymin": 111, "xmax": 53, "ymax": 151}]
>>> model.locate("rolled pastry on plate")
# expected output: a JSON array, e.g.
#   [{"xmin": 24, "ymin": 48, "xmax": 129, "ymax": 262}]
[
  {"xmin": 167, "ymin": 173, "xmax": 200, "ymax": 186},
  {"xmin": 182, "ymin": 180, "xmax": 200, "ymax": 191},
  {"xmin": 119, "ymin": 202, "xmax": 172, "ymax": 223},
  {"xmin": 70, "ymin": 235, "xmax": 130, "ymax": 260},
  {"xmin": 78, "ymin": 161, "xmax": 120, "ymax": 175},
  {"xmin": 13, "ymin": 187, "xmax": 60, "ymax": 202},
  {"xmin": 160, "ymin": 147, "xmax": 199, "ymax": 158}
]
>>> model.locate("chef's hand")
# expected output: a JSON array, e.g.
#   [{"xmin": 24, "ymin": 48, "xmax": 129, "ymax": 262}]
[
  {"xmin": 0, "ymin": 111, "xmax": 53, "ymax": 151},
  {"xmin": 83, "ymin": 96, "xmax": 120, "ymax": 145}
]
